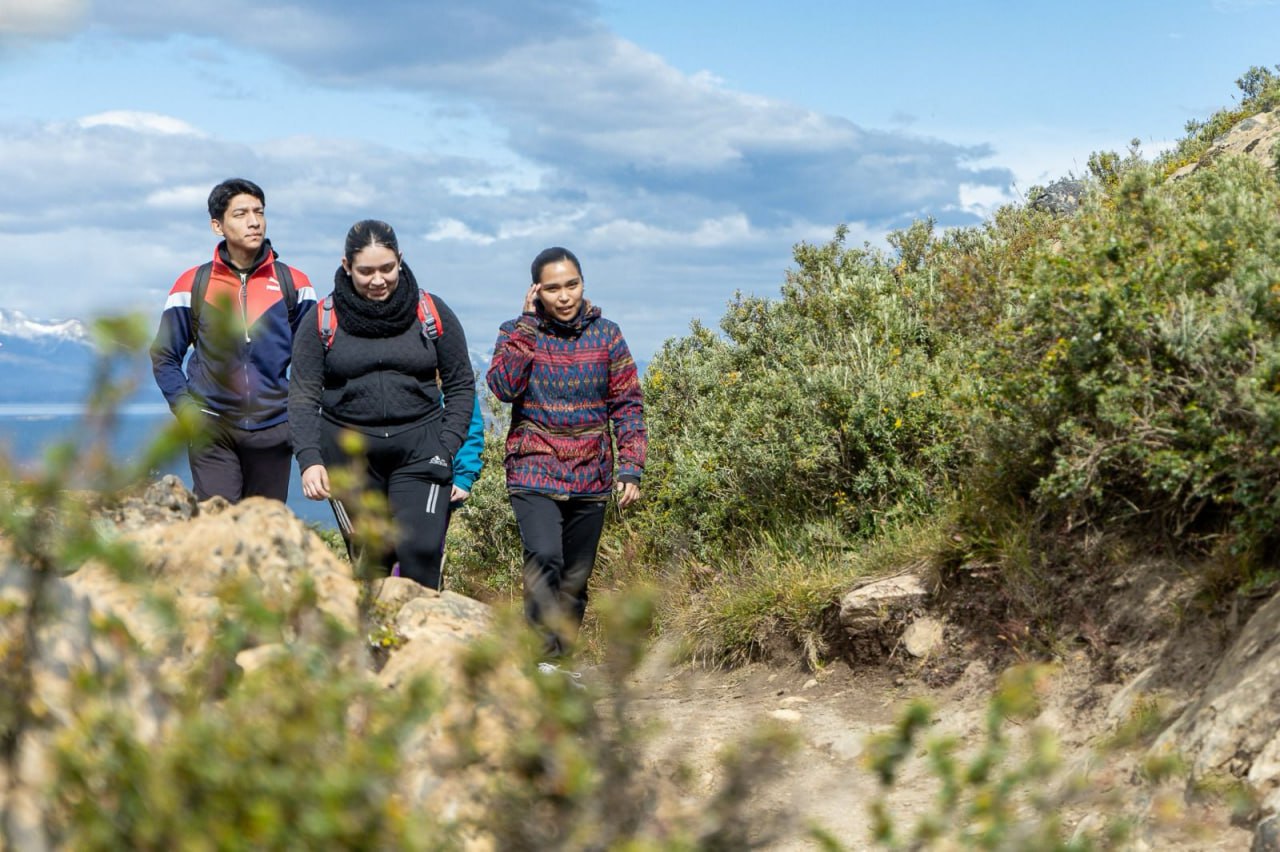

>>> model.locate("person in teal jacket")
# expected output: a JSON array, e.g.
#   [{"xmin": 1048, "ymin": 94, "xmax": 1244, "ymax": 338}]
[{"xmin": 450, "ymin": 395, "xmax": 485, "ymax": 506}]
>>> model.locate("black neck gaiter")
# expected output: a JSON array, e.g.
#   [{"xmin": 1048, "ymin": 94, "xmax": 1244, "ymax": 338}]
[{"xmin": 332, "ymin": 260, "xmax": 421, "ymax": 338}]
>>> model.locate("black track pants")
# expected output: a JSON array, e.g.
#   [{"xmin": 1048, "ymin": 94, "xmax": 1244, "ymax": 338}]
[
  {"xmin": 510, "ymin": 492, "xmax": 607, "ymax": 657},
  {"xmin": 188, "ymin": 417, "xmax": 292, "ymax": 503},
  {"xmin": 323, "ymin": 419, "xmax": 453, "ymax": 589}
]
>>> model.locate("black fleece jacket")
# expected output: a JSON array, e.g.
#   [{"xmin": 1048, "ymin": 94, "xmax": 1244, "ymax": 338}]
[{"xmin": 288, "ymin": 293, "xmax": 476, "ymax": 472}]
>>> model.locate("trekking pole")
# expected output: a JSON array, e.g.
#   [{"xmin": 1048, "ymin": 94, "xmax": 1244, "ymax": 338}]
[{"xmin": 328, "ymin": 497, "xmax": 358, "ymax": 564}]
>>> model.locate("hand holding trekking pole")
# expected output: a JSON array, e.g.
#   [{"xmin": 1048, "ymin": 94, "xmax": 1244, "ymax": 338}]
[
  {"xmin": 301, "ymin": 464, "xmax": 331, "ymax": 500},
  {"xmin": 615, "ymin": 480, "xmax": 640, "ymax": 510}
]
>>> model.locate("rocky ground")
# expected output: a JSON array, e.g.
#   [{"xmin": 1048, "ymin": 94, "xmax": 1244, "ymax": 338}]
[
  {"xmin": 627, "ymin": 650, "xmax": 1255, "ymax": 850},
  {"xmin": 4, "ymin": 477, "xmax": 1278, "ymax": 850}
]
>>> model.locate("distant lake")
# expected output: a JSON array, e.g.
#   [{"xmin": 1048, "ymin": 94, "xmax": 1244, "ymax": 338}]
[{"xmin": 0, "ymin": 403, "xmax": 335, "ymax": 528}]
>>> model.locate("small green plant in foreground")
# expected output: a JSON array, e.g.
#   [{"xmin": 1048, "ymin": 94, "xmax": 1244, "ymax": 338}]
[{"xmin": 857, "ymin": 665, "xmax": 1133, "ymax": 851}]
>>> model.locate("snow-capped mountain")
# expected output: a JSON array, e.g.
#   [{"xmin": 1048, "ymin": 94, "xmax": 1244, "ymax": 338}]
[
  {"xmin": 0, "ymin": 309, "xmax": 122, "ymax": 403},
  {"xmin": 0, "ymin": 309, "xmax": 91, "ymax": 346}
]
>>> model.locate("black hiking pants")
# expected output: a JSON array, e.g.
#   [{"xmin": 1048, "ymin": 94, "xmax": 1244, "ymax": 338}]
[
  {"xmin": 322, "ymin": 418, "xmax": 453, "ymax": 590},
  {"xmin": 510, "ymin": 492, "xmax": 608, "ymax": 658},
  {"xmin": 188, "ymin": 417, "xmax": 292, "ymax": 503}
]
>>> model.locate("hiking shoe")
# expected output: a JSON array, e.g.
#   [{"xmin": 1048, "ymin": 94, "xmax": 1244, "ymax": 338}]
[{"xmin": 536, "ymin": 662, "xmax": 586, "ymax": 689}]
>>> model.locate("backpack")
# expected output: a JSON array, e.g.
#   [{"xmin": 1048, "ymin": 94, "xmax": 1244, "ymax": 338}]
[
  {"xmin": 317, "ymin": 291, "xmax": 443, "ymax": 350},
  {"xmin": 188, "ymin": 259, "xmax": 299, "ymax": 343}
]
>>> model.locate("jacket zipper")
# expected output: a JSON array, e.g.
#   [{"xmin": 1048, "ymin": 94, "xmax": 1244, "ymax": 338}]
[
  {"xmin": 240, "ymin": 272, "xmax": 252, "ymax": 425},
  {"xmin": 239, "ymin": 273, "xmax": 251, "ymax": 343}
]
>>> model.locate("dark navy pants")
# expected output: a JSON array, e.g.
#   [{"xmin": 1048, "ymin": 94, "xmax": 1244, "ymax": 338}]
[{"xmin": 188, "ymin": 417, "xmax": 292, "ymax": 503}]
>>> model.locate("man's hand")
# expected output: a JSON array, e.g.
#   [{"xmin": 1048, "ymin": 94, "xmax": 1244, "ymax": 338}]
[{"xmin": 451, "ymin": 485, "xmax": 471, "ymax": 503}]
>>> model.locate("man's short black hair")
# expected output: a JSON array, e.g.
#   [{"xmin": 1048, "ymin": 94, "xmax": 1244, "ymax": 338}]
[{"xmin": 208, "ymin": 178, "xmax": 265, "ymax": 221}]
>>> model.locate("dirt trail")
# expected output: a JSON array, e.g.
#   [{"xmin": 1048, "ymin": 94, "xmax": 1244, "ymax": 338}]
[
  {"xmin": 625, "ymin": 646, "xmax": 1253, "ymax": 851},
  {"xmin": 627, "ymin": 647, "xmax": 946, "ymax": 849}
]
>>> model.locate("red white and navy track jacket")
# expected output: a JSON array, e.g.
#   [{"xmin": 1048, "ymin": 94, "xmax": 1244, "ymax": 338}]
[{"xmin": 150, "ymin": 240, "xmax": 315, "ymax": 430}]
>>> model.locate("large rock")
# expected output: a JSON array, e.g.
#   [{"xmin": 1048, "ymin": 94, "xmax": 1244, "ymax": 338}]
[
  {"xmin": 104, "ymin": 473, "xmax": 200, "ymax": 531},
  {"xmin": 377, "ymin": 586, "xmax": 494, "ymax": 692},
  {"xmin": 1171, "ymin": 109, "xmax": 1280, "ymax": 179},
  {"xmin": 1151, "ymin": 590, "xmax": 1280, "ymax": 844},
  {"xmin": 839, "ymin": 573, "xmax": 931, "ymax": 658},
  {"xmin": 2, "ymin": 477, "xmax": 502, "ymax": 849},
  {"xmin": 1029, "ymin": 178, "xmax": 1087, "ymax": 215},
  {"xmin": 0, "ymin": 558, "xmax": 172, "ymax": 850}
]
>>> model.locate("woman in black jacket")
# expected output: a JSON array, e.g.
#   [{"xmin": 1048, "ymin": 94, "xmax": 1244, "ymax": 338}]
[{"xmin": 289, "ymin": 220, "xmax": 475, "ymax": 589}]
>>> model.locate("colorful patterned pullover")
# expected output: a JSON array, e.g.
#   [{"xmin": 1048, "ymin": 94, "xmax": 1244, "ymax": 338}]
[{"xmin": 487, "ymin": 304, "xmax": 646, "ymax": 497}]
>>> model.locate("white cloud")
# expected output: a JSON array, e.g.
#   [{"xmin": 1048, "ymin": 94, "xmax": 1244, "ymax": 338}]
[
  {"xmin": 49, "ymin": 3, "xmax": 1010, "ymax": 230},
  {"xmin": 957, "ymin": 183, "xmax": 1018, "ymax": 220},
  {"xmin": 0, "ymin": 0, "xmax": 86, "ymax": 36},
  {"xmin": 144, "ymin": 185, "xmax": 209, "ymax": 210},
  {"xmin": 586, "ymin": 214, "xmax": 753, "ymax": 250},
  {"xmin": 0, "ymin": 1, "xmax": 1037, "ymax": 362},
  {"xmin": 78, "ymin": 111, "xmax": 204, "ymax": 136},
  {"xmin": 440, "ymin": 168, "xmax": 545, "ymax": 198},
  {"xmin": 424, "ymin": 218, "xmax": 496, "ymax": 245}
]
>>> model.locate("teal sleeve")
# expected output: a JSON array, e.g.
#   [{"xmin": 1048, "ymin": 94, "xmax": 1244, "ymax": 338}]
[{"xmin": 450, "ymin": 396, "xmax": 485, "ymax": 492}]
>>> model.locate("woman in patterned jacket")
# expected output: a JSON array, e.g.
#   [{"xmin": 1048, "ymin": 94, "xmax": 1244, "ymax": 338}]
[{"xmin": 487, "ymin": 247, "xmax": 647, "ymax": 667}]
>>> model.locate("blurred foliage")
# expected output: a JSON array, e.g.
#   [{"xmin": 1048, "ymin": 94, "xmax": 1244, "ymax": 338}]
[
  {"xmin": 447, "ymin": 589, "xmax": 799, "ymax": 850},
  {"xmin": 857, "ymin": 665, "xmax": 1137, "ymax": 851},
  {"xmin": 1, "ymin": 324, "xmax": 794, "ymax": 849}
]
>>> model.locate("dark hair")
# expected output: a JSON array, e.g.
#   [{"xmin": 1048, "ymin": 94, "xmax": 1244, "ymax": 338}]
[
  {"xmin": 344, "ymin": 219, "xmax": 400, "ymax": 263},
  {"xmin": 531, "ymin": 247, "xmax": 582, "ymax": 284},
  {"xmin": 207, "ymin": 178, "xmax": 265, "ymax": 221}
]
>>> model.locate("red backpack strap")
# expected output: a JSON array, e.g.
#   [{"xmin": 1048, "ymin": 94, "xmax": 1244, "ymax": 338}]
[
  {"xmin": 317, "ymin": 295, "xmax": 337, "ymax": 350},
  {"xmin": 417, "ymin": 292, "xmax": 443, "ymax": 341}
]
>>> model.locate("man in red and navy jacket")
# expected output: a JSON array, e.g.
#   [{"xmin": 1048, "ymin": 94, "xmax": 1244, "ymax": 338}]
[{"xmin": 150, "ymin": 178, "xmax": 315, "ymax": 502}]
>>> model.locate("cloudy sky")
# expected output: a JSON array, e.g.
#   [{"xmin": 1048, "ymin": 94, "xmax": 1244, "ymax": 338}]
[{"xmin": 1, "ymin": 0, "xmax": 1278, "ymax": 364}]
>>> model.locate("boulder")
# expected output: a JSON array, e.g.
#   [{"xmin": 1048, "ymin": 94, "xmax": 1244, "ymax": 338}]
[
  {"xmin": 1151, "ymin": 590, "xmax": 1280, "ymax": 845},
  {"xmin": 1171, "ymin": 109, "xmax": 1280, "ymax": 179},
  {"xmin": 1029, "ymin": 178, "xmax": 1087, "ymax": 215},
  {"xmin": 839, "ymin": 573, "xmax": 931, "ymax": 659},
  {"xmin": 902, "ymin": 616, "xmax": 946, "ymax": 658},
  {"xmin": 377, "ymin": 589, "xmax": 493, "ymax": 693}
]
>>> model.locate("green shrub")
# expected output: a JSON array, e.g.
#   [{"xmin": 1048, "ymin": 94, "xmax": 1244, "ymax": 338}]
[
  {"xmin": 52, "ymin": 633, "xmax": 447, "ymax": 850},
  {"xmin": 640, "ymin": 224, "xmax": 968, "ymax": 561},
  {"xmin": 442, "ymin": 394, "xmax": 524, "ymax": 602},
  {"xmin": 973, "ymin": 155, "xmax": 1280, "ymax": 553}
]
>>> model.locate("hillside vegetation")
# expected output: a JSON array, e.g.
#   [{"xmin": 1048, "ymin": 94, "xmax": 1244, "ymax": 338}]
[
  {"xmin": 5, "ymin": 65, "xmax": 1280, "ymax": 852},
  {"xmin": 451, "ymin": 65, "xmax": 1280, "ymax": 664}
]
